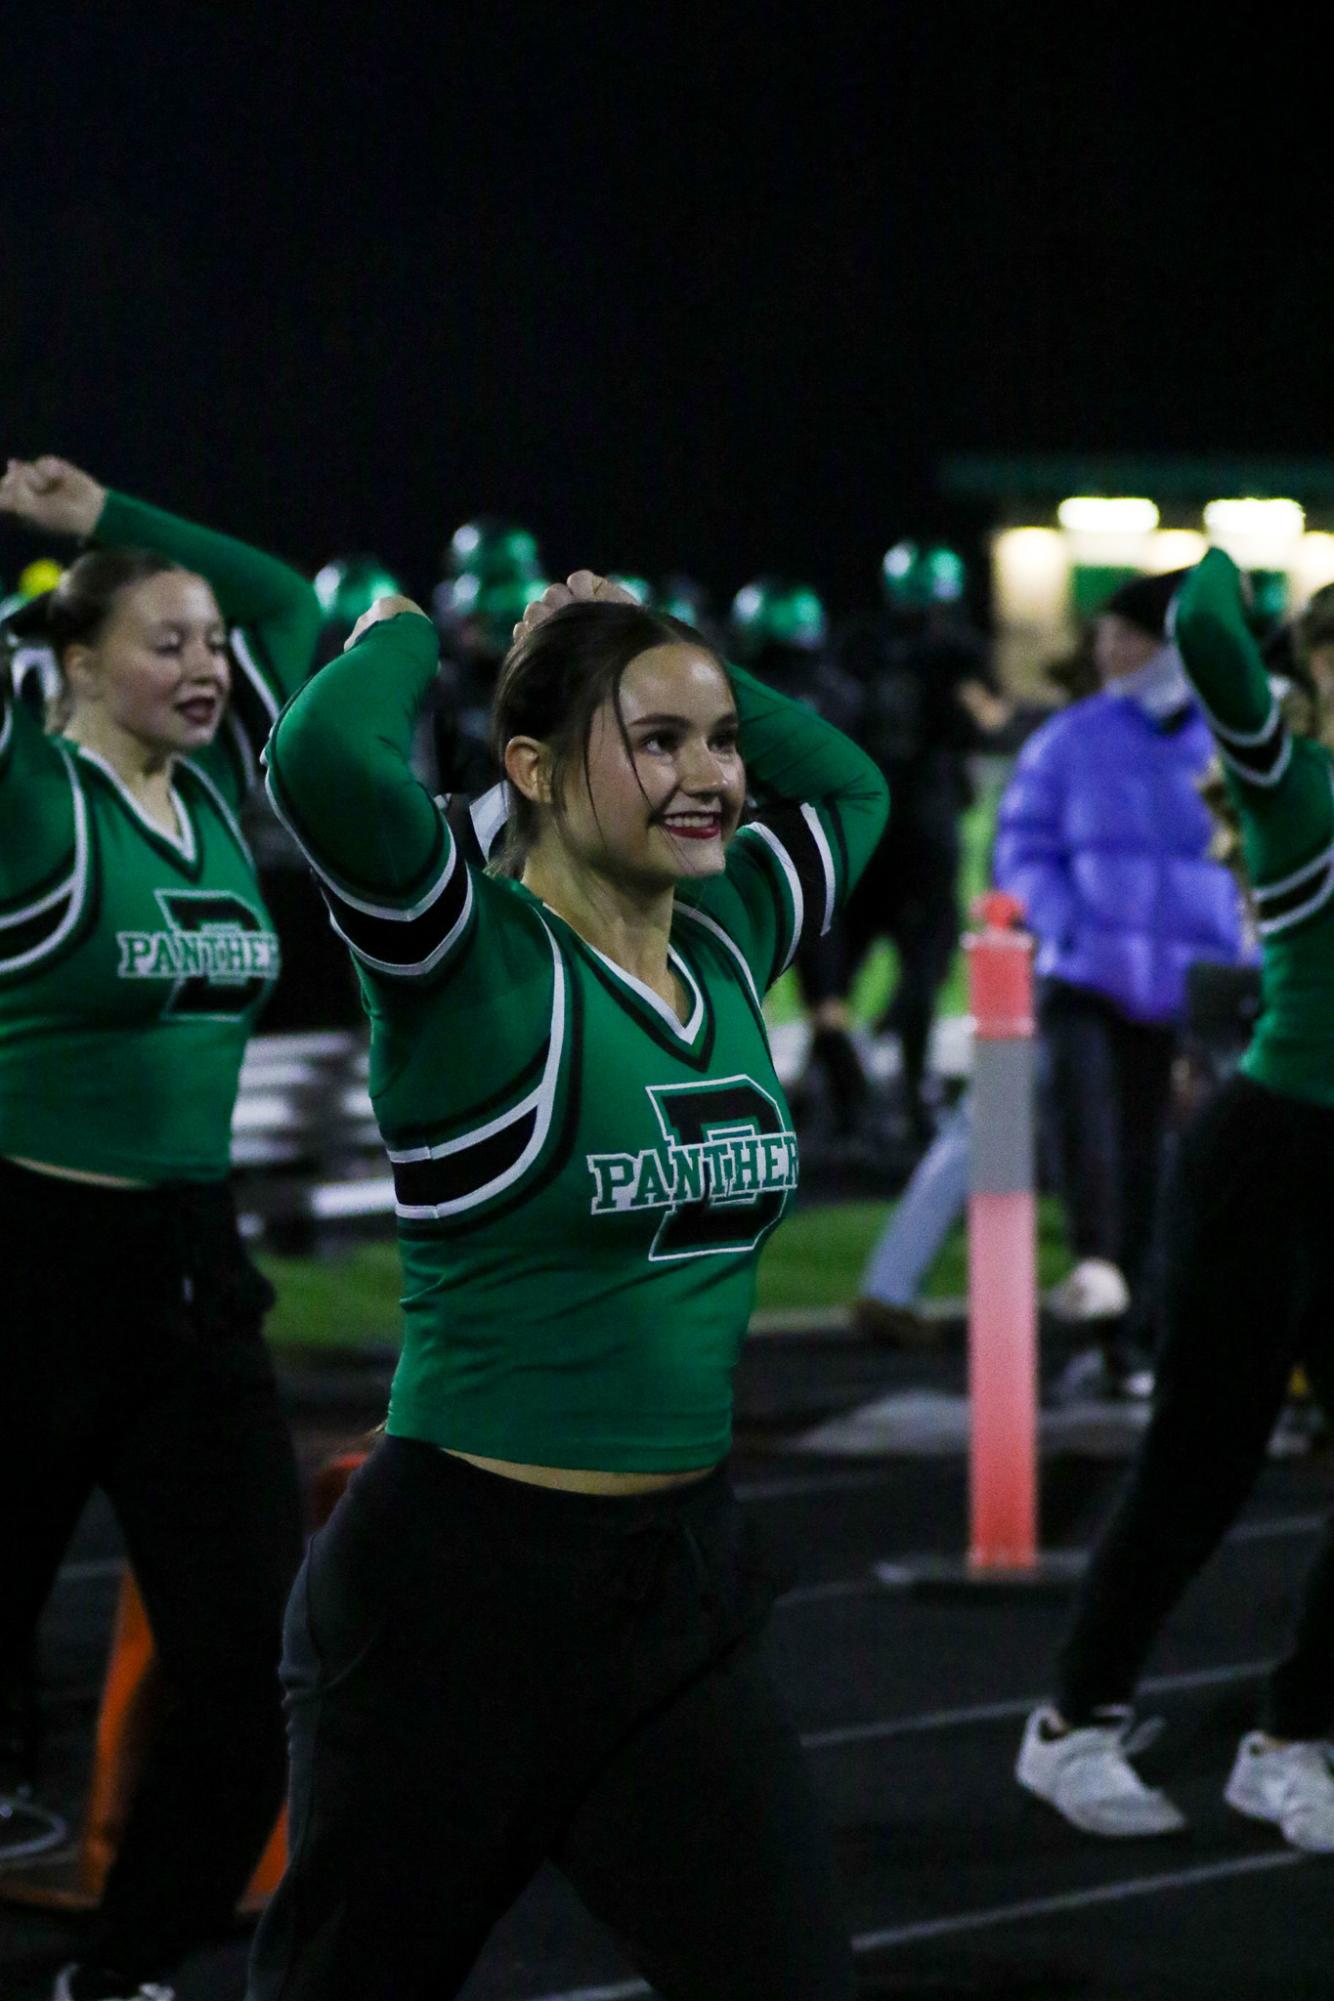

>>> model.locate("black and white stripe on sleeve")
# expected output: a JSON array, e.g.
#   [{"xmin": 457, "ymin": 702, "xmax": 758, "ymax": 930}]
[
  {"xmin": 264, "ymin": 767, "xmax": 477, "ymax": 982},
  {"xmin": 1197, "ymin": 688, "xmax": 1292, "ymax": 789},
  {"xmin": 735, "ymin": 800, "xmax": 841, "ymax": 983}
]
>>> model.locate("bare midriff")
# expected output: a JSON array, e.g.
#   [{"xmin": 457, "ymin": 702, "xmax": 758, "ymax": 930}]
[{"xmin": 444, "ymin": 1448, "xmax": 715, "ymax": 1496}]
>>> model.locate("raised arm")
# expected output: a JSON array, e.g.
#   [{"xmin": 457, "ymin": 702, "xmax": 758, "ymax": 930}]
[
  {"xmin": 1174, "ymin": 546, "xmax": 1334, "ymax": 909},
  {"xmin": 0, "ymin": 651, "xmax": 84, "ymax": 946},
  {"xmin": 1172, "ymin": 548, "xmax": 1291, "ymax": 789},
  {"xmin": 0, "ymin": 462, "xmax": 96, "ymax": 920},
  {"xmin": 683, "ymin": 661, "xmax": 889, "ymax": 993},
  {"xmin": 1, "ymin": 457, "xmax": 321, "ymax": 801},
  {"xmin": 265, "ymin": 603, "xmax": 487, "ymax": 981}
]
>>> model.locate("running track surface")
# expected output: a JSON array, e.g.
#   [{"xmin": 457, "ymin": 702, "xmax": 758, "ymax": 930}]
[{"xmin": 4, "ymin": 1340, "xmax": 1332, "ymax": 2001}]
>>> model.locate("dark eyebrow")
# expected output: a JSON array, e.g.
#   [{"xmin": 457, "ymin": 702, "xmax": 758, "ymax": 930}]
[{"xmin": 630, "ymin": 710, "xmax": 740, "ymax": 730}]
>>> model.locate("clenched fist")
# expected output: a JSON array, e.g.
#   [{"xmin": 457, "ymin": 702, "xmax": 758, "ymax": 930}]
[
  {"xmin": 0, "ymin": 456, "xmax": 107, "ymax": 539},
  {"xmin": 344, "ymin": 593, "xmax": 429, "ymax": 652},
  {"xmin": 511, "ymin": 571, "xmax": 639, "ymax": 646}
]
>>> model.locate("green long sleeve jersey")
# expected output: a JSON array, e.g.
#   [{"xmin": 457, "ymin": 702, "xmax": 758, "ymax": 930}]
[
  {"xmin": 1174, "ymin": 549, "xmax": 1334, "ymax": 1107},
  {"xmin": 0, "ymin": 493, "xmax": 320, "ymax": 1180},
  {"xmin": 267, "ymin": 611, "xmax": 889, "ymax": 1470}
]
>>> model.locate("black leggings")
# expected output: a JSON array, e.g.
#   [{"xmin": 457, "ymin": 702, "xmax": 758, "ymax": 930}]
[
  {"xmin": 0, "ymin": 1159, "xmax": 304, "ymax": 1983},
  {"xmin": 1058, "ymin": 1074, "xmax": 1334, "ymax": 1738},
  {"xmin": 246, "ymin": 1439, "xmax": 854, "ymax": 2001},
  {"xmin": 1039, "ymin": 980, "xmax": 1176, "ymax": 1299}
]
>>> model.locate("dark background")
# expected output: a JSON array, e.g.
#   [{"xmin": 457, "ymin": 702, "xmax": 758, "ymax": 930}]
[{"xmin": 0, "ymin": 2, "xmax": 1325, "ymax": 613}]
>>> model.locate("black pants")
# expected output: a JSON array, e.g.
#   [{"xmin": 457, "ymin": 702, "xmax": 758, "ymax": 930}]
[
  {"xmin": 246, "ymin": 1439, "xmax": 854, "ymax": 2001},
  {"xmin": 1039, "ymin": 981, "xmax": 1177, "ymax": 1343},
  {"xmin": 841, "ymin": 813, "xmax": 961, "ymax": 1133},
  {"xmin": 0, "ymin": 1159, "xmax": 304, "ymax": 1982},
  {"xmin": 1058, "ymin": 1074, "xmax": 1334, "ymax": 1738}
]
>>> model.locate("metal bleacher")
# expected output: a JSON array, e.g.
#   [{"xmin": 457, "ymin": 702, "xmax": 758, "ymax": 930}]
[{"xmin": 231, "ymin": 1030, "xmax": 393, "ymax": 1244}]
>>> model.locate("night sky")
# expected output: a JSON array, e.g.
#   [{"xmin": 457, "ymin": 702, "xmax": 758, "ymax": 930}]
[{"xmin": 2, "ymin": 4, "xmax": 1327, "ymax": 614}]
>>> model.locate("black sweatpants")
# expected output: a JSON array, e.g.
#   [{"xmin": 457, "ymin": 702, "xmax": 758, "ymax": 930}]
[
  {"xmin": 246, "ymin": 1438, "xmax": 854, "ymax": 2001},
  {"xmin": 1058, "ymin": 1074, "xmax": 1334, "ymax": 1738},
  {"xmin": 1039, "ymin": 980, "xmax": 1177, "ymax": 1347},
  {"xmin": 0, "ymin": 1159, "xmax": 304, "ymax": 1983}
]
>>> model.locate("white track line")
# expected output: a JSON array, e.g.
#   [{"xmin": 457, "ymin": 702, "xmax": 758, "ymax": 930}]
[
  {"xmin": 849, "ymin": 1849, "xmax": 1307, "ymax": 1954},
  {"xmin": 802, "ymin": 1657, "xmax": 1270, "ymax": 1750},
  {"xmin": 520, "ymin": 1852, "xmax": 1306, "ymax": 2001}
]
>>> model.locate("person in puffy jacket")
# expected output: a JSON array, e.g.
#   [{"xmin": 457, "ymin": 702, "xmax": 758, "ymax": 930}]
[{"xmin": 994, "ymin": 569, "xmax": 1249, "ymax": 1389}]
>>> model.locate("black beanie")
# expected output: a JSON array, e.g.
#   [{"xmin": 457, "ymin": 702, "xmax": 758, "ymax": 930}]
[{"xmin": 1104, "ymin": 568, "xmax": 1191, "ymax": 640}]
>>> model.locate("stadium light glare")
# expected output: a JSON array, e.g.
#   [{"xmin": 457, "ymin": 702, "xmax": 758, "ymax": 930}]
[
  {"xmin": 1203, "ymin": 498, "xmax": 1305, "ymax": 554},
  {"xmin": 1144, "ymin": 530, "xmax": 1209, "ymax": 571},
  {"xmin": 1056, "ymin": 496, "xmax": 1160, "ymax": 535}
]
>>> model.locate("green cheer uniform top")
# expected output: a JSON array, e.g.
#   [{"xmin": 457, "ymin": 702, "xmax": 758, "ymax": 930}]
[
  {"xmin": 1174, "ymin": 549, "xmax": 1334, "ymax": 1108},
  {"xmin": 0, "ymin": 493, "xmax": 321, "ymax": 1181},
  {"xmin": 266, "ymin": 610, "xmax": 889, "ymax": 1470}
]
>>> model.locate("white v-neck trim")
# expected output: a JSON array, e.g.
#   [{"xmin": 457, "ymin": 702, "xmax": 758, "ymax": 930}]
[
  {"xmin": 585, "ymin": 938, "xmax": 706, "ymax": 1041},
  {"xmin": 76, "ymin": 747, "xmax": 197, "ymax": 861}
]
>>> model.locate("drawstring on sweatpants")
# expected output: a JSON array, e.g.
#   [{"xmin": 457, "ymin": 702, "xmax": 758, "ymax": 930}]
[{"xmin": 615, "ymin": 1515, "xmax": 714, "ymax": 1610}]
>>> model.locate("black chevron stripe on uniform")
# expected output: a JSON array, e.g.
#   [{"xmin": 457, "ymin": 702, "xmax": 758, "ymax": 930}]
[
  {"xmin": 0, "ymin": 886, "xmax": 82, "ymax": 971},
  {"xmin": 391, "ymin": 1102, "xmax": 540, "ymax": 1210},
  {"xmin": 1215, "ymin": 708, "xmax": 1289, "ymax": 785},
  {"xmin": 397, "ymin": 935, "xmax": 584, "ymax": 1239},
  {"xmin": 0, "ymin": 841, "xmax": 78, "ymax": 920},
  {"xmin": 1252, "ymin": 842, "xmax": 1334, "ymax": 931},
  {"xmin": 746, "ymin": 802, "xmax": 833, "ymax": 986},
  {"xmin": 380, "ymin": 1041, "xmax": 548, "ymax": 1153},
  {"xmin": 320, "ymin": 849, "xmax": 472, "ymax": 975},
  {"xmin": 444, "ymin": 793, "xmax": 492, "ymax": 870}
]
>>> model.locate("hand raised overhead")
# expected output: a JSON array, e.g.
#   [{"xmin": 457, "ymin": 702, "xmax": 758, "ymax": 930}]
[
  {"xmin": 344, "ymin": 593, "xmax": 429, "ymax": 652},
  {"xmin": 0, "ymin": 456, "xmax": 108, "ymax": 539},
  {"xmin": 511, "ymin": 571, "xmax": 639, "ymax": 646}
]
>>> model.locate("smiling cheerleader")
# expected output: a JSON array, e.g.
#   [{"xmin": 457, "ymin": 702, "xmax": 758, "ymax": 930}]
[{"xmin": 0, "ymin": 455, "xmax": 319, "ymax": 2001}]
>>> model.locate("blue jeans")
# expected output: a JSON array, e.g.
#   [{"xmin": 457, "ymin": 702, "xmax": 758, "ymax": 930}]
[{"xmin": 860, "ymin": 1097, "xmax": 971, "ymax": 1305}]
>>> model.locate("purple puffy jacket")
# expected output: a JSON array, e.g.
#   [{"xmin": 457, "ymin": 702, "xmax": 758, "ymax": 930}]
[{"xmin": 993, "ymin": 691, "xmax": 1249, "ymax": 1025}]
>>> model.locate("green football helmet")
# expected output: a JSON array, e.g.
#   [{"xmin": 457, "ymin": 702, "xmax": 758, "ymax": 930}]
[
  {"xmin": 313, "ymin": 555, "xmax": 406, "ymax": 627},
  {"xmin": 449, "ymin": 571, "xmax": 550, "ymax": 652},
  {"xmin": 881, "ymin": 540, "xmax": 967, "ymax": 608},
  {"xmin": 446, "ymin": 517, "xmax": 543, "ymax": 586},
  {"xmin": 729, "ymin": 578, "xmax": 828, "ymax": 659},
  {"xmin": 654, "ymin": 575, "xmax": 709, "ymax": 627}
]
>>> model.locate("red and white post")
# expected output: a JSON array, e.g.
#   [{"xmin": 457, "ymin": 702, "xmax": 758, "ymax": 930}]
[{"xmin": 965, "ymin": 890, "xmax": 1039, "ymax": 1573}]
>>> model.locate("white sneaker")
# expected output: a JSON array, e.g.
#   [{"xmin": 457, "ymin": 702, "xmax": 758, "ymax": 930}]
[
  {"xmin": 1045, "ymin": 1258, "xmax": 1131, "ymax": 1322},
  {"xmin": 52, "ymin": 1968, "xmax": 175, "ymax": 2001},
  {"xmin": 1225, "ymin": 1732, "xmax": 1334, "ymax": 1851},
  {"xmin": 1016, "ymin": 1704, "xmax": 1187, "ymax": 1836}
]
